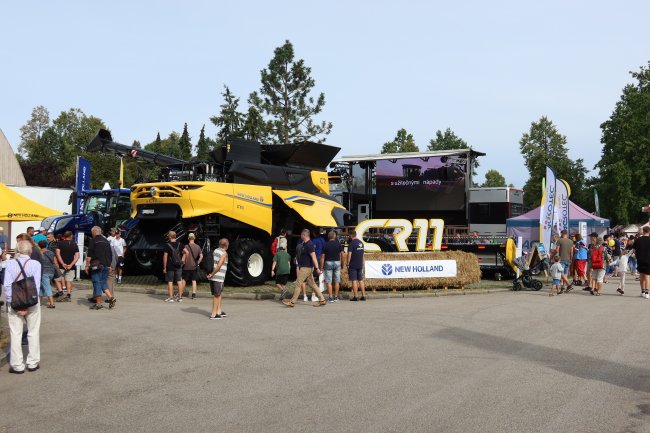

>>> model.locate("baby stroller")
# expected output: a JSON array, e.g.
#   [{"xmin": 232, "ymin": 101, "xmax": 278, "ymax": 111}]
[{"xmin": 510, "ymin": 255, "xmax": 544, "ymax": 291}]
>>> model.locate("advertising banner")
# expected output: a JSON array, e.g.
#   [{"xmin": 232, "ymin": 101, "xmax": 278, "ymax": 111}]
[
  {"xmin": 375, "ymin": 155, "xmax": 466, "ymax": 211},
  {"xmin": 75, "ymin": 156, "xmax": 91, "ymax": 214},
  {"xmin": 539, "ymin": 166, "xmax": 557, "ymax": 254},
  {"xmin": 555, "ymin": 178, "xmax": 571, "ymax": 233},
  {"xmin": 365, "ymin": 259, "xmax": 457, "ymax": 279}
]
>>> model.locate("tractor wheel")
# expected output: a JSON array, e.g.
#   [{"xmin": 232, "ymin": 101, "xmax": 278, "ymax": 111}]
[
  {"xmin": 228, "ymin": 238, "xmax": 270, "ymax": 286},
  {"xmin": 532, "ymin": 280, "xmax": 543, "ymax": 291}
]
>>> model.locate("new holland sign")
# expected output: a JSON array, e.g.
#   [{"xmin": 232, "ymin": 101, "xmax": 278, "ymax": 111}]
[{"xmin": 365, "ymin": 260, "xmax": 457, "ymax": 279}]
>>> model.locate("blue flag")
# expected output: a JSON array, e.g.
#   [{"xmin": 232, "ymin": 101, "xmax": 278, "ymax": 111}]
[{"xmin": 75, "ymin": 156, "xmax": 92, "ymax": 213}]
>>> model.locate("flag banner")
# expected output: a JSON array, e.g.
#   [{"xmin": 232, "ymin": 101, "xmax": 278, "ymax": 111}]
[
  {"xmin": 75, "ymin": 156, "xmax": 91, "ymax": 214},
  {"xmin": 365, "ymin": 259, "xmax": 457, "ymax": 279},
  {"xmin": 539, "ymin": 166, "xmax": 557, "ymax": 253},
  {"xmin": 556, "ymin": 178, "xmax": 571, "ymax": 233},
  {"xmin": 594, "ymin": 189, "xmax": 600, "ymax": 217}
]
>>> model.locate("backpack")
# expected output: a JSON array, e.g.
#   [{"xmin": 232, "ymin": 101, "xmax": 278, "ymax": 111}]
[
  {"xmin": 200, "ymin": 240, "xmax": 214, "ymax": 273},
  {"xmin": 271, "ymin": 237, "xmax": 279, "ymax": 255},
  {"xmin": 186, "ymin": 244, "xmax": 201, "ymax": 270},
  {"xmin": 591, "ymin": 245, "xmax": 604, "ymax": 270},
  {"xmin": 167, "ymin": 242, "xmax": 182, "ymax": 269},
  {"xmin": 11, "ymin": 259, "xmax": 39, "ymax": 311}
]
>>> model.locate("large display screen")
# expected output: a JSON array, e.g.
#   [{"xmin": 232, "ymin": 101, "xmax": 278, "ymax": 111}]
[{"xmin": 376, "ymin": 155, "xmax": 467, "ymax": 211}]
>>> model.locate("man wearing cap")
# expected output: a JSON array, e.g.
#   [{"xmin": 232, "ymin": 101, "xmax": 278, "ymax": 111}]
[{"xmin": 32, "ymin": 227, "xmax": 47, "ymax": 246}]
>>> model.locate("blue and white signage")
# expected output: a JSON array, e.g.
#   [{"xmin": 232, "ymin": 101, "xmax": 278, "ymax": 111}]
[{"xmin": 365, "ymin": 260, "xmax": 457, "ymax": 279}]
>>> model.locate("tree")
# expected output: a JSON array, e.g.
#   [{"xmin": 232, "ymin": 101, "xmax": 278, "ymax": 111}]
[
  {"xmin": 178, "ymin": 123, "xmax": 192, "ymax": 160},
  {"xmin": 132, "ymin": 140, "xmax": 141, "ymax": 149},
  {"xmin": 195, "ymin": 125, "xmax": 211, "ymax": 161},
  {"xmin": 428, "ymin": 128, "xmax": 468, "ymax": 151},
  {"xmin": 210, "ymin": 85, "xmax": 246, "ymax": 146},
  {"xmin": 428, "ymin": 127, "xmax": 479, "ymax": 171},
  {"xmin": 249, "ymin": 40, "xmax": 332, "ymax": 144},
  {"xmin": 596, "ymin": 61, "xmax": 650, "ymax": 224},
  {"xmin": 519, "ymin": 116, "xmax": 587, "ymax": 208},
  {"xmin": 481, "ymin": 169, "xmax": 507, "ymax": 187},
  {"xmin": 18, "ymin": 105, "xmax": 50, "ymax": 157},
  {"xmin": 381, "ymin": 128, "xmax": 419, "ymax": 154}
]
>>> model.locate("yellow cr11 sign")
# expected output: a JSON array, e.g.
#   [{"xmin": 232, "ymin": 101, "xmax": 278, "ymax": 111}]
[{"xmin": 355, "ymin": 218, "xmax": 445, "ymax": 252}]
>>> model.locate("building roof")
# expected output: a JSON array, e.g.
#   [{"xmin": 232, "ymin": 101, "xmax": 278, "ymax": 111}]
[
  {"xmin": 0, "ymin": 128, "xmax": 27, "ymax": 186},
  {"xmin": 334, "ymin": 148, "xmax": 485, "ymax": 164}
]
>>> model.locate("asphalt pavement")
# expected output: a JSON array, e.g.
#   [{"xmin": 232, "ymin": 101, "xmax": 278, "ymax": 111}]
[{"xmin": 1, "ymin": 278, "xmax": 650, "ymax": 433}]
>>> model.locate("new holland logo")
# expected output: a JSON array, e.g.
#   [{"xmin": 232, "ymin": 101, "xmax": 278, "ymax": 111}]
[{"xmin": 382, "ymin": 264, "xmax": 393, "ymax": 276}]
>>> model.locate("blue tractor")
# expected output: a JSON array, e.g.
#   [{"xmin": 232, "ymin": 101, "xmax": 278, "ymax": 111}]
[{"xmin": 41, "ymin": 188, "xmax": 134, "ymax": 237}]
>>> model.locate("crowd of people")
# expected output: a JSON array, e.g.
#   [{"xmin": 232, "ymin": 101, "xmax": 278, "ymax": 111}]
[
  {"xmin": 3, "ymin": 221, "xmax": 647, "ymax": 375},
  {"xmin": 547, "ymin": 226, "xmax": 650, "ymax": 298}
]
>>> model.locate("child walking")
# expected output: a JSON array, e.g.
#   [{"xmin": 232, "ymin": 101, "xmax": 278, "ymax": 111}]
[
  {"xmin": 616, "ymin": 249, "xmax": 629, "ymax": 295},
  {"xmin": 549, "ymin": 256, "xmax": 564, "ymax": 297}
]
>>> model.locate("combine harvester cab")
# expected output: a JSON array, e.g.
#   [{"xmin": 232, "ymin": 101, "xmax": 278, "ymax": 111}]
[{"xmin": 88, "ymin": 130, "xmax": 351, "ymax": 286}]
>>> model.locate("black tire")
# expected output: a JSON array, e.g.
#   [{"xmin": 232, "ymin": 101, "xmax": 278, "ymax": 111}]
[
  {"xmin": 513, "ymin": 281, "xmax": 523, "ymax": 291},
  {"xmin": 228, "ymin": 238, "xmax": 270, "ymax": 286},
  {"xmin": 532, "ymin": 280, "xmax": 543, "ymax": 291},
  {"xmin": 494, "ymin": 272, "xmax": 502, "ymax": 281}
]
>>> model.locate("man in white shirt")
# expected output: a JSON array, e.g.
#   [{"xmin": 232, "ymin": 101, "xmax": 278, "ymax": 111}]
[
  {"xmin": 3, "ymin": 240, "xmax": 42, "ymax": 374},
  {"xmin": 109, "ymin": 229, "xmax": 126, "ymax": 284}
]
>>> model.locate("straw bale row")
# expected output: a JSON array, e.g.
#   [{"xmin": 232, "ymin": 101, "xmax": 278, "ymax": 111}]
[{"xmin": 339, "ymin": 251, "xmax": 480, "ymax": 291}]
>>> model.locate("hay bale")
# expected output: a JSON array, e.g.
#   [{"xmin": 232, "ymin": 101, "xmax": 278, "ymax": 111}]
[{"xmin": 340, "ymin": 251, "xmax": 480, "ymax": 291}]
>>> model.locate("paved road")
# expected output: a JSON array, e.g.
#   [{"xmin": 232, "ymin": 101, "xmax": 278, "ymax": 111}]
[{"xmin": 2, "ymin": 280, "xmax": 650, "ymax": 433}]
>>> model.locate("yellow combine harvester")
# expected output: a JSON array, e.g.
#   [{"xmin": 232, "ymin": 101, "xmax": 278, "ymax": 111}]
[{"xmin": 89, "ymin": 130, "xmax": 350, "ymax": 285}]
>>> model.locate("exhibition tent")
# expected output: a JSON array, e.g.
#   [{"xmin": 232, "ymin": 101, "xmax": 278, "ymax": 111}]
[
  {"xmin": 0, "ymin": 182, "xmax": 60, "ymax": 221},
  {"xmin": 506, "ymin": 201, "xmax": 609, "ymax": 251}
]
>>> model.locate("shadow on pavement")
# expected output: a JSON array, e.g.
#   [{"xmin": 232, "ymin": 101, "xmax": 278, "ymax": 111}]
[
  {"xmin": 181, "ymin": 307, "xmax": 210, "ymax": 317},
  {"xmin": 434, "ymin": 327, "xmax": 650, "ymax": 393}
]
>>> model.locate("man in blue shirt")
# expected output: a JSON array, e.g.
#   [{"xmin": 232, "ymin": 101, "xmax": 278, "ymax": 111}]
[
  {"xmin": 283, "ymin": 229, "xmax": 326, "ymax": 307},
  {"xmin": 346, "ymin": 230, "xmax": 367, "ymax": 301},
  {"xmin": 0, "ymin": 226, "xmax": 7, "ymax": 250},
  {"xmin": 32, "ymin": 227, "xmax": 47, "ymax": 246}
]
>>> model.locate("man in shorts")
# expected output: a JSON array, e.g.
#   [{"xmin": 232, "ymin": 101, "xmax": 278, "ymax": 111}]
[
  {"xmin": 162, "ymin": 230, "xmax": 184, "ymax": 302},
  {"xmin": 181, "ymin": 233, "xmax": 203, "ymax": 299},
  {"xmin": 207, "ymin": 238, "xmax": 229, "ymax": 319},
  {"xmin": 271, "ymin": 238, "xmax": 291, "ymax": 300},
  {"xmin": 55, "ymin": 231, "xmax": 79, "ymax": 302},
  {"xmin": 346, "ymin": 230, "xmax": 367, "ymax": 301},
  {"xmin": 633, "ymin": 226, "xmax": 650, "ymax": 299},
  {"xmin": 110, "ymin": 228, "xmax": 126, "ymax": 284},
  {"xmin": 588, "ymin": 234, "xmax": 608, "ymax": 296},
  {"xmin": 85, "ymin": 226, "xmax": 117, "ymax": 309},
  {"xmin": 320, "ymin": 230, "xmax": 343, "ymax": 302},
  {"xmin": 556, "ymin": 229, "xmax": 574, "ymax": 292}
]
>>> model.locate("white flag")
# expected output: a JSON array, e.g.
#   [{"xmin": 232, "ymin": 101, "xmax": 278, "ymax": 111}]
[
  {"xmin": 555, "ymin": 178, "xmax": 571, "ymax": 233},
  {"xmin": 539, "ymin": 166, "xmax": 557, "ymax": 253}
]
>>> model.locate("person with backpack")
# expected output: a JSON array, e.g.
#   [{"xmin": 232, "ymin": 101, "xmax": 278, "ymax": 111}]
[
  {"xmin": 182, "ymin": 233, "xmax": 203, "ymax": 300},
  {"xmin": 271, "ymin": 238, "xmax": 291, "ymax": 300},
  {"xmin": 589, "ymin": 234, "xmax": 609, "ymax": 296},
  {"xmin": 270, "ymin": 228, "xmax": 287, "ymax": 256},
  {"xmin": 163, "ymin": 230, "xmax": 184, "ymax": 302},
  {"xmin": 3, "ymin": 240, "xmax": 42, "ymax": 374},
  {"xmin": 573, "ymin": 233, "xmax": 588, "ymax": 288}
]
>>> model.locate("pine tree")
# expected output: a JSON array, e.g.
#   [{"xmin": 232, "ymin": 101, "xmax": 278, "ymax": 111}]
[
  {"xmin": 211, "ymin": 86, "xmax": 245, "ymax": 146},
  {"xmin": 178, "ymin": 123, "xmax": 192, "ymax": 160},
  {"xmin": 249, "ymin": 40, "xmax": 332, "ymax": 144},
  {"xmin": 195, "ymin": 125, "xmax": 211, "ymax": 161}
]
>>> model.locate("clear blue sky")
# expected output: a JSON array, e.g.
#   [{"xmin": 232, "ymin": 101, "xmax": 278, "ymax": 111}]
[{"xmin": 2, "ymin": 0, "xmax": 648, "ymax": 188}]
